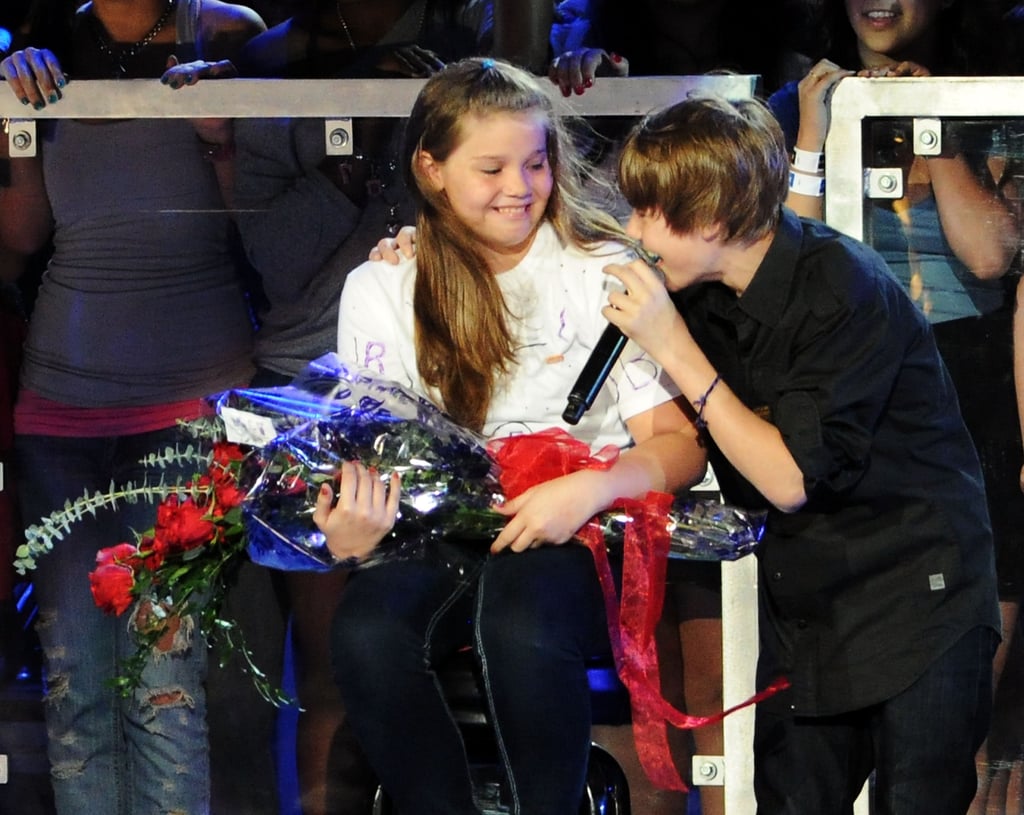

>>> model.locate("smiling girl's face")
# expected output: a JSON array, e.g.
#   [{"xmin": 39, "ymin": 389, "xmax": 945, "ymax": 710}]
[
  {"xmin": 418, "ymin": 109, "xmax": 554, "ymax": 273},
  {"xmin": 844, "ymin": 0, "xmax": 950, "ymax": 67}
]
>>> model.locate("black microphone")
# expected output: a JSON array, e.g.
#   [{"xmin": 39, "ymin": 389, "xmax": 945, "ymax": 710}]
[{"xmin": 562, "ymin": 323, "xmax": 628, "ymax": 425}]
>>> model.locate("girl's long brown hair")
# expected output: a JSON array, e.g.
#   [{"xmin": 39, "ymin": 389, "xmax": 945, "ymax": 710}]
[{"xmin": 403, "ymin": 57, "xmax": 622, "ymax": 431}]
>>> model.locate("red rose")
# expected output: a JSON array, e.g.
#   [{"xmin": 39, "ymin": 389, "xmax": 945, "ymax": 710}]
[
  {"xmin": 209, "ymin": 464, "xmax": 246, "ymax": 511},
  {"xmin": 89, "ymin": 560, "xmax": 136, "ymax": 615},
  {"xmin": 152, "ymin": 494, "xmax": 216, "ymax": 559},
  {"xmin": 213, "ymin": 479, "xmax": 246, "ymax": 510},
  {"xmin": 201, "ymin": 443, "xmax": 248, "ymax": 510},
  {"xmin": 95, "ymin": 542, "xmax": 141, "ymax": 571},
  {"xmin": 212, "ymin": 441, "xmax": 246, "ymax": 468}
]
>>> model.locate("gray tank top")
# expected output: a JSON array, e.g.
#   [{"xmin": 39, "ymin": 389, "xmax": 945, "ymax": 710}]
[{"xmin": 21, "ymin": 3, "xmax": 254, "ymax": 407}]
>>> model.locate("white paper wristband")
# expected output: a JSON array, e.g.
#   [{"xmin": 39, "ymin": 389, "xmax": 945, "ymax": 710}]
[
  {"xmin": 792, "ymin": 147, "xmax": 825, "ymax": 173},
  {"xmin": 788, "ymin": 169, "xmax": 825, "ymax": 197}
]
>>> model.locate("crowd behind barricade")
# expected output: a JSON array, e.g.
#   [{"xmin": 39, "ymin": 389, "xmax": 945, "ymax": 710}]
[{"xmin": 0, "ymin": 1, "xmax": 1022, "ymax": 814}]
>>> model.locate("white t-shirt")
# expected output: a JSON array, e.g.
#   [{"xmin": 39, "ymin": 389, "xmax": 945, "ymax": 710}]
[{"xmin": 337, "ymin": 223, "xmax": 680, "ymax": 449}]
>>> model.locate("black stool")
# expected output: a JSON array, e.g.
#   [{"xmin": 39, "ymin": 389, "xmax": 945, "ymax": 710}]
[{"xmin": 372, "ymin": 649, "xmax": 632, "ymax": 815}]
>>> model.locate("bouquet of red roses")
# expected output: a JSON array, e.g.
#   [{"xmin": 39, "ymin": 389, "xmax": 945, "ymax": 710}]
[
  {"xmin": 82, "ymin": 437, "xmax": 289, "ymax": 700},
  {"xmin": 15, "ymin": 423, "xmax": 287, "ymax": 700}
]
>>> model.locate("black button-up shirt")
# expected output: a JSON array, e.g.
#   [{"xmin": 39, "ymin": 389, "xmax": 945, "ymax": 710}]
[{"xmin": 679, "ymin": 209, "xmax": 1000, "ymax": 716}]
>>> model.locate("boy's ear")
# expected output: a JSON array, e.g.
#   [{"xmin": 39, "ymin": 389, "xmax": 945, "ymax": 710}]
[
  {"xmin": 701, "ymin": 223, "xmax": 724, "ymax": 243},
  {"xmin": 417, "ymin": 150, "xmax": 444, "ymax": 192}
]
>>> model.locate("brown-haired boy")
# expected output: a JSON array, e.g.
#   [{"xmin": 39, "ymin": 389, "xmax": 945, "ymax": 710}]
[{"xmin": 604, "ymin": 94, "xmax": 1000, "ymax": 815}]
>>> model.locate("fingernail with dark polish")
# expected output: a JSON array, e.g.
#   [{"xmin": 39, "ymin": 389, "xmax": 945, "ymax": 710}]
[{"xmin": 574, "ymin": 85, "xmax": 585, "ymax": 95}]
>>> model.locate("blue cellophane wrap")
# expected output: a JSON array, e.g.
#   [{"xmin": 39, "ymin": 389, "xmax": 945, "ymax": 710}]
[
  {"xmin": 211, "ymin": 354, "xmax": 765, "ymax": 572},
  {"xmin": 212, "ymin": 354, "xmax": 502, "ymax": 572}
]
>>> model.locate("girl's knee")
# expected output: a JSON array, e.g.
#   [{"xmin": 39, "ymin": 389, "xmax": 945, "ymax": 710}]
[{"xmin": 331, "ymin": 605, "xmax": 421, "ymax": 685}]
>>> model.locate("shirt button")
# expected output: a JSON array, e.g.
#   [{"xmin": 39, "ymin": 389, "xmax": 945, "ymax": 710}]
[
  {"xmin": 772, "ymin": 571, "xmax": 783, "ymax": 581},
  {"xmin": 796, "ymin": 619, "xmax": 808, "ymax": 630}
]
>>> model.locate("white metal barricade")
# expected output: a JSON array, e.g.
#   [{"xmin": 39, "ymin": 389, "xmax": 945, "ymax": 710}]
[
  {"xmin": 827, "ymin": 75, "xmax": 1024, "ymax": 237},
  {"xmin": 1, "ymin": 74, "xmax": 757, "ymax": 155},
  {"xmin": 720, "ymin": 555, "xmax": 759, "ymax": 813}
]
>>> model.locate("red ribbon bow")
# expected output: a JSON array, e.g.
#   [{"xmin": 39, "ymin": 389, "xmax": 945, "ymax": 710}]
[{"xmin": 487, "ymin": 428, "xmax": 788, "ymax": 791}]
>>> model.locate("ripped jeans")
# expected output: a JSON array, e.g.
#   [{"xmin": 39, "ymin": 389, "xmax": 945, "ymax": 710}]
[{"xmin": 15, "ymin": 428, "xmax": 210, "ymax": 815}]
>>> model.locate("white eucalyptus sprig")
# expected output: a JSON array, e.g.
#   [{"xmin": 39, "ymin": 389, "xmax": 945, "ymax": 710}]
[{"xmin": 14, "ymin": 441, "xmax": 214, "ymax": 574}]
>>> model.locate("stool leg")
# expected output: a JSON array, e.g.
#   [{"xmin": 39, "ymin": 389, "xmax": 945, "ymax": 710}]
[
  {"xmin": 582, "ymin": 743, "xmax": 631, "ymax": 815},
  {"xmin": 372, "ymin": 785, "xmax": 396, "ymax": 815}
]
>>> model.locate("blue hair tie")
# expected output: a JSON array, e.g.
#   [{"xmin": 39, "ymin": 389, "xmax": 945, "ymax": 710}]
[{"xmin": 481, "ymin": 58, "xmax": 495, "ymax": 70}]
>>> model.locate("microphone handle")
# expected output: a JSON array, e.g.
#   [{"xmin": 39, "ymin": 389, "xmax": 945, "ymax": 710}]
[{"xmin": 562, "ymin": 324, "xmax": 628, "ymax": 425}]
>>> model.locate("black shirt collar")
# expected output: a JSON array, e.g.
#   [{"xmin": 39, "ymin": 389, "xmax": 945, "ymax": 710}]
[{"xmin": 734, "ymin": 207, "xmax": 802, "ymax": 329}]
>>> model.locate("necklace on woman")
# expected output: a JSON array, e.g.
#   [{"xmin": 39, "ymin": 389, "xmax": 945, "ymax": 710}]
[
  {"xmin": 91, "ymin": 0, "xmax": 177, "ymax": 77},
  {"xmin": 335, "ymin": 0, "xmax": 358, "ymax": 52},
  {"xmin": 333, "ymin": 0, "xmax": 428, "ymax": 54}
]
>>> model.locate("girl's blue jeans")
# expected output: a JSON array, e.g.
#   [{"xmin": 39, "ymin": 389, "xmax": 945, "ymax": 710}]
[{"xmin": 331, "ymin": 542, "xmax": 612, "ymax": 815}]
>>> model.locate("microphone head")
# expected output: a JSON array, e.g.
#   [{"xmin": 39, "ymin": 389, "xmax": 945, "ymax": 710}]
[{"xmin": 562, "ymin": 395, "xmax": 587, "ymax": 426}]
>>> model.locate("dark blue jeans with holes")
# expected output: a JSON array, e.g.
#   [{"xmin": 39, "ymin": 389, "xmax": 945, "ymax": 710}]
[{"xmin": 16, "ymin": 428, "xmax": 210, "ymax": 815}]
